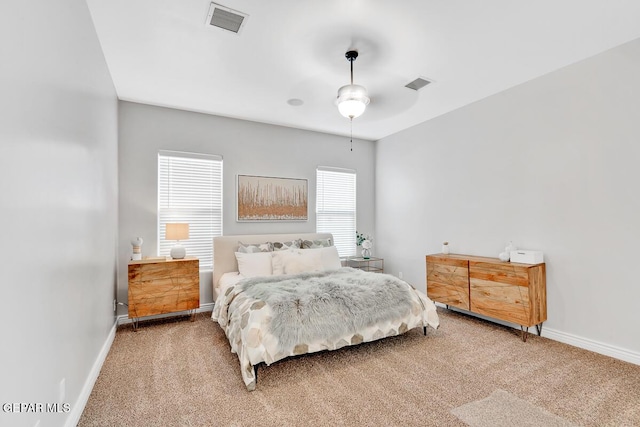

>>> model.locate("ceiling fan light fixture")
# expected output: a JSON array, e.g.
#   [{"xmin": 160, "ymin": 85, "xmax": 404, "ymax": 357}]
[
  {"xmin": 337, "ymin": 84, "xmax": 370, "ymax": 119},
  {"xmin": 336, "ymin": 50, "xmax": 369, "ymax": 119}
]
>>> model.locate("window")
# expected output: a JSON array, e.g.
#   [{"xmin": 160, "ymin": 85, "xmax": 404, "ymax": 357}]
[
  {"xmin": 158, "ymin": 151, "xmax": 222, "ymax": 270},
  {"xmin": 316, "ymin": 167, "xmax": 356, "ymax": 257}
]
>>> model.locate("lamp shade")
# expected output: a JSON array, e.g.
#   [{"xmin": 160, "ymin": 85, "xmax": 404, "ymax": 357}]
[
  {"xmin": 166, "ymin": 223, "xmax": 189, "ymax": 241},
  {"xmin": 337, "ymin": 84, "xmax": 370, "ymax": 119}
]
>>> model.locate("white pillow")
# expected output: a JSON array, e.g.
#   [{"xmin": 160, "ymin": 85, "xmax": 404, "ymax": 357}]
[
  {"xmin": 314, "ymin": 246, "xmax": 342, "ymax": 271},
  {"xmin": 271, "ymin": 249, "xmax": 324, "ymax": 275},
  {"xmin": 271, "ymin": 250, "xmax": 288, "ymax": 275},
  {"xmin": 234, "ymin": 252, "xmax": 273, "ymax": 278}
]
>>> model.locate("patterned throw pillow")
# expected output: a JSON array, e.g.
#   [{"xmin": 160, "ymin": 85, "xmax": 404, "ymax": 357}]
[
  {"xmin": 237, "ymin": 241, "xmax": 273, "ymax": 253},
  {"xmin": 301, "ymin": 238, "xmax": 332, "ymax": 249},
  {"xmin": 272, "ymin": 239, "xmax": 302, "ymax": 251}
]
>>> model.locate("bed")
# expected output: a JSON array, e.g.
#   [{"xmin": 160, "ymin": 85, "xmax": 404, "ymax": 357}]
[{"xmin": 211, "ymin": 233, "xmax": 439, "ymax": 390}]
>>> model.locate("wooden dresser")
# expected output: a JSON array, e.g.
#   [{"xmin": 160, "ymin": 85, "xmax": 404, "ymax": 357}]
[
  {"xmin": 426, "ymin": 254, "xmax": 546, "ymax": 341},
  {"xmin": 128, "ymin": 257, "xmax": 200, "ymax": 329}
]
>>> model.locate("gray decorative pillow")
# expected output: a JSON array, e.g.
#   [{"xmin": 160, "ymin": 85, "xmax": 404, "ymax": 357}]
[
  {"xmin": 237, "ymin": 241, "xmax": 273, "ymax": 253},
  {"xmin": 301, "ymin": 238, "xmax": 332, "ymax": 249},
  {"xmin": 272, "ymin": 239, "xmax": 302, "ymax": 251}
]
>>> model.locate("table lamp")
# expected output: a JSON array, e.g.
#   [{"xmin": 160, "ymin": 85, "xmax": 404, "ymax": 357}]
[{"xmin": 166, "ymin": 223, "xmax": 189, "ymax": 259}]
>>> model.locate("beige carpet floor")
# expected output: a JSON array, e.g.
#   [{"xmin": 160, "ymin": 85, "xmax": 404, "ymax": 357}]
[
  {"xmin": 79, "ymin": 308, "xmax": 640, "ymax": 426},
  {"xmin": 451, "ymin": 389, "xmax": 579, "ymax": 427}
]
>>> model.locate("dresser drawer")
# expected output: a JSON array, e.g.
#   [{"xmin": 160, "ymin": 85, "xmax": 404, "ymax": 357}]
[
  {"xmin": 469, "ymin": 261, "xmax": 531, "ymax": 286},
  {"xmin": 426, "ymin": 256, "xmax": 469, "ymax": 310},
  {"xmin": 469, "ymin": 261, "xmax": 545, "ymax": 326}
]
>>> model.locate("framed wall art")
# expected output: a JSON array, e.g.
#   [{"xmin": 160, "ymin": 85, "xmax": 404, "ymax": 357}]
[{"xmin": 237, "ymin": 175, "xmax": 308, "ymax": 221}]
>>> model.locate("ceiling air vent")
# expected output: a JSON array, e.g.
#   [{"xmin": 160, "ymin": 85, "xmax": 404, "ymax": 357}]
[
  {"xmin": 405, "ymin": 77, "xmax": 432, "ymax": 91},
  {"xmin": 206, "ymin": 3, "xmax": 248, "ymax": 34}
]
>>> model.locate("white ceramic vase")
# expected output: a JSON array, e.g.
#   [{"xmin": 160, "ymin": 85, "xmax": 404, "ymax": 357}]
[
  {"xmin": 505, "ymin": 241, "xmax": 516, "ymax": 253},
  {"xmin": 442, "ymin": 242, "xmax": 450, "ymax": 255},
  {"xmin": 361, "ymin": 239, "xmax": 372, "ymax": 259}
]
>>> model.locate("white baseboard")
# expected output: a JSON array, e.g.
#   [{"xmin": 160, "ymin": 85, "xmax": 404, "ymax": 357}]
[
  {"xmin": 65, "ymin": 320, "xmax": 117, "ymax": 427},
  {"xmin": 66, "ymin": 302, "xmax": 215, "ymax": 426},
  {"xmin": 542, "ymin": 327, "xmax": 640, "ymax": 366},
  {"xmin": 116, "ymin": 302, "xmax": 215, "ymax": 325},
  {"xmin": 436, "ymin": 303, "xmax": 640, "ymax": 366}
]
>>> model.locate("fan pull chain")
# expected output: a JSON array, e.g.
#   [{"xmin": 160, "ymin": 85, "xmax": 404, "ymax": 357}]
[{"xmin": 350, "ymin": 118, "xmax": 353, "ymax": 151}]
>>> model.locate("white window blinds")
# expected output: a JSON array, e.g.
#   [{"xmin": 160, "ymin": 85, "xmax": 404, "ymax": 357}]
[
  {"xmin": 158, "ymin": 151, "xmax": 223, "ymax": 270},
  {"xmin": 316, "ymin": 167, "xmax": 356, "ymax": 257}
]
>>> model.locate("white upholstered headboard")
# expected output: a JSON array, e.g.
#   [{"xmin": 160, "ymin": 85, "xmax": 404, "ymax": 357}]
[{"xmin": 212, "ymin": 233, "xmax": 334, "ymax": 294}]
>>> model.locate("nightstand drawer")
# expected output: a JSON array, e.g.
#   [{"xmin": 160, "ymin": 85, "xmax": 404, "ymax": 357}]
[{"xmin": 128, "ymin": 258, "xmax": 199, "ymax": 321}]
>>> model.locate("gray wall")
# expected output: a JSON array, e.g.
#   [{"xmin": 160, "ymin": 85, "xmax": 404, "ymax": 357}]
[
  {"xmin": 376, "ymin": 38, "xmax": 640, "ymax": 357},
  {"xmin": 0, "ymin": 1, "xmax": 118, "ymax": 426},
  {"xmin": 118, "ymin": 101, "xmax": 375, "ymax": 309}
]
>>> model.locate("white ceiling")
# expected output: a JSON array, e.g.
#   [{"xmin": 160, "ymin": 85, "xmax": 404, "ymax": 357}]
[{"xmin": 86, "ymin": 0, "xmax": 640, "ymax": 141}]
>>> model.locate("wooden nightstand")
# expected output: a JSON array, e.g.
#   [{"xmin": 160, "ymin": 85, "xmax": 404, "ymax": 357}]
[
  {"xmin": 128, "ymin": 257, "xmax": 200, "ymax": 330},
  {"xmin": 344, "ymin": 256, "xmax": 384, "ymax": 273}
]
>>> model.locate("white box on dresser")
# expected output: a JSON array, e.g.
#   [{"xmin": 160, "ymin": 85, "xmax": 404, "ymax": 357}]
[{"xmin": 510, "ymin": 250, "xmax": 544, "ymax": 264}]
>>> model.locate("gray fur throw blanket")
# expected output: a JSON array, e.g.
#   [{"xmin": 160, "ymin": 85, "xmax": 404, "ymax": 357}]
[{"xmin": 236, "ymin": 267, "xmax": 415, "ymax": 351}]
